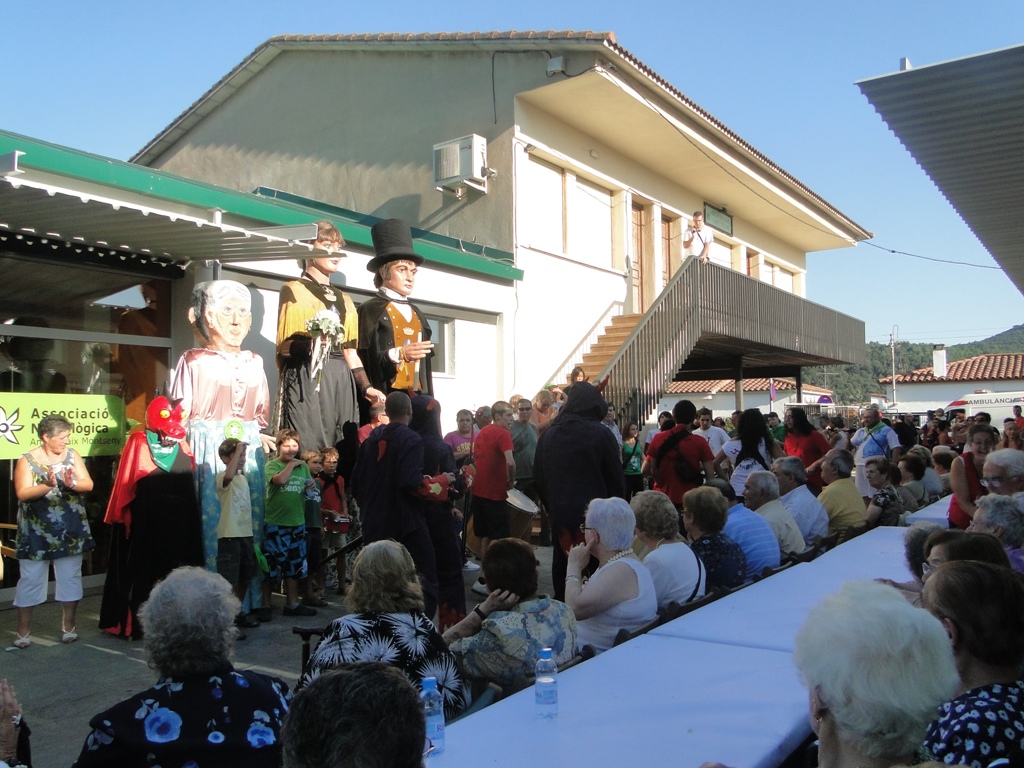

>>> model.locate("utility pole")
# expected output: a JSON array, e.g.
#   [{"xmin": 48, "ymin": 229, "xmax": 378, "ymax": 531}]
[{"xmin": 890, "ymin": 325, "xmax": 898, "ymax": 407}]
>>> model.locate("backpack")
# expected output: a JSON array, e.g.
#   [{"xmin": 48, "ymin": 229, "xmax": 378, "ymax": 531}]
[{"xmin": 655, "ymin": 428, "xmax": 705, "ymax": 486}]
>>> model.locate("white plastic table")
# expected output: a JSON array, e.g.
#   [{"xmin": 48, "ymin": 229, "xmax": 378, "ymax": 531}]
[
  {"xmin": 904, "ymin": 497, "xmax": 949, "ymax": 525},
  {"xmin": 650, "ymin": 526, "xmax": 910, "ymax": 653},
  {"xmin": 436, "ymin": 634, "xmax": 809, "ymax": 768}
]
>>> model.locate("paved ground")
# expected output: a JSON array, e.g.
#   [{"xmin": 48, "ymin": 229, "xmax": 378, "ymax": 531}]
[{"xmin": 2, "ymin": 542, "xmax": 554, "ymax": 768}]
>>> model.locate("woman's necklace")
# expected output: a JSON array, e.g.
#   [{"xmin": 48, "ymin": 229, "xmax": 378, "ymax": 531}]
[
  {"xmin": 653, "ymin": 538, "xmax": 666, "ymax": 550},
  {"xmin": 302, "ymin": 271, "xmax": 337, "ymax": 302},
  {"xmin": 36, "ymin": 447, "xmax": 65, "ymax": 466},
  {"xmin": 603, "ymin": 549, "xmax": 634, "ymax": 567}
]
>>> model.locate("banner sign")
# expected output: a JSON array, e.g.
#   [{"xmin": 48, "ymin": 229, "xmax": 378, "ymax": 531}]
[{"xmin": 0, "ymin": 393, "xmax": 125, "ymax": 460}]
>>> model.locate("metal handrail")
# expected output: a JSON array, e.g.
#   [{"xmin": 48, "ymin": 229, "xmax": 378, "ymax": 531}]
[
  {"xmin": 598, "ymin": 254, "xmax": 702, "ymax": 426},
  {"xmin": 598, "ymin": 257, "xmax": 865, "ymax": 426}
]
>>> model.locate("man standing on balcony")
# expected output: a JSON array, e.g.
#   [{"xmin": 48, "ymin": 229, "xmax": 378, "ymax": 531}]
[{"xmin": 683, "ymin": 211, "xmax": 713, "ymax": 265}]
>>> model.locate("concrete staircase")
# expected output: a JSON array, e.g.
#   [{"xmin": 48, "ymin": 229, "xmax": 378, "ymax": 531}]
[{"xmin": 574, "ymin": 313, "xmax": 642, "ymax": 383}]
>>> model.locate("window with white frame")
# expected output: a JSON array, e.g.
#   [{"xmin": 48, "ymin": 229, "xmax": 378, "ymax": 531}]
[
  {"xmin": 568, "ymin": 176, "xmax": 613, "ymax": 267},
  {"xmin": 518, "ymin": 155, "xmax": 615, "ymax": 269},
  {"xmin": 519, "ymin": 155, "xmax": 565, "ymax": 255}
]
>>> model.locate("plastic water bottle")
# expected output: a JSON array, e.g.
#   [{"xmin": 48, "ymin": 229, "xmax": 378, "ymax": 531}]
[
  {"xmin": 421, "ymin": 676, "xmax": 445, "ymax": 756},
  {"xmin": 535, "ymin": 647, "xmax": 558, "ymax": 718}
]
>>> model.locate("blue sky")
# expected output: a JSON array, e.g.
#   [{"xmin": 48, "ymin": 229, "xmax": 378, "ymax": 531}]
[{"xmin": 6, "ymin": 0, "xmax": 1024, "ymax": 348}]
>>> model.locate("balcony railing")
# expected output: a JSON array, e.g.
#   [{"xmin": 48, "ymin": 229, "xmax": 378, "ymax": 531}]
[{"xmin": 599, "ymin": 257, "xmax": 864, "ymax": 425}]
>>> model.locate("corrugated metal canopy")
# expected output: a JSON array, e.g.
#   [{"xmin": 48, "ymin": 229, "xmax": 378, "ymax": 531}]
[
  {"xmin": 857, "ymin": 44, "xmax": 1024, "ymax": 294},
  {"xmin": 0, "ymin": 168, "xmax": 315, "ymax": 267}
]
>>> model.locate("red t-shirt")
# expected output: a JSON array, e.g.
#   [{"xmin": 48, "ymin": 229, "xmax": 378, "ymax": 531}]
[
  {"xmin": 784, "ymin": 430, "xmax": 832, "ymax": 492},
  {"xmin": 319, "ymin": 472, "xmax": 345, "ymax": 514},
  {"xmin": 647, "ymin": 426, "xmax": 714, "ymax": 505},
  {"xmin": 473, "ymin": 424, "xmax": 513, "ymax": 501}
]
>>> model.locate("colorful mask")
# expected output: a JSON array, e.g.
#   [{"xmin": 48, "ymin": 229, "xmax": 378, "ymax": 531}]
[{"xmin": 145, "ymin": 396, "xmax": 188, "ymax": 442}]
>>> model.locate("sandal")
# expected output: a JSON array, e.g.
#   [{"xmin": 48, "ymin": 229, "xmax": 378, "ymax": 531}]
[
  {"xmin": 62, "ymin": 627, "xmax": 78, "ymax": 644},
  {"xmin": 13, "ymin": 633, "xmax": 31, "ymax": 649}
]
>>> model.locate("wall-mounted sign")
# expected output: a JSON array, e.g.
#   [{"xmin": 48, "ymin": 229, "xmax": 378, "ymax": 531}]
[
  {"xmin": 704, "ymin": 203, "xmax": 733, "ymax": 237},
  {"xmin": 0, "ymin": 393, "xmax": 125, "ymax": 460}
]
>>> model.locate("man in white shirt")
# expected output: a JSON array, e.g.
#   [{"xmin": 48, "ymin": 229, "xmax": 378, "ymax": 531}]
[
  {"xmin": 694, "ymin": 407, "xmax": 730, "ymax": 456},
  {"xmin": 771, "ymin": 456, "xmax": 829, "ymax": 548},
  {"xmin": 683, "ymin": 210, "xmax": 714, "ymax": 264}
]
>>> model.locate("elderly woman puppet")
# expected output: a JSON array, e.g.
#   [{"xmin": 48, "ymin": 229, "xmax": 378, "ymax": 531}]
[{"xmin": 171, "ymin": 280, "xmax": 274, "ymax": 616}]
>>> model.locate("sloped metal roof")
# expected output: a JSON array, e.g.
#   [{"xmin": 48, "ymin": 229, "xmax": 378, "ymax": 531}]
[
  {"xmin": 857, "ymin": 44, "xmax": 1024, "ymax": 294},
  {"xmin": 0, "ymin": 130, "xmax": 522, "ymax": 280}
]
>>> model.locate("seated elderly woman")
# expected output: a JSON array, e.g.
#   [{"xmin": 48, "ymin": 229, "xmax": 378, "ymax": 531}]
[
  {"xmin": 876, "ymin": 522, "xmax": 943, "ymax": 602},
  {"xmin": 795, "ymin": 581, "xmax": 959, "ymax": 768},
  {"xmin": 73, "ymin": 567, "xmax": 292, "ymax": 767},
  {"xmin": 631, "ymin": 490, "xmax": 706, "ymax": 609},
  {"xmin": 864, "ymin": 456, "xmax": 912, "ymax": 527},
  {"xmin": 700, "ymin": 581, "xmax": 961, "ymax": 768},
  {"xmin": 907, "ymin": 445, "xmax": 944, "ymax": 502},
  {"xmin": 921, "ymin": 528, "xmax": 1011, "ymax": 581},
  {"xmin": 682, "ymin": 486, "xmax": 747, "ymax": 591},
  {"xmin": 443, "ymin": 537, "xmax": 577, "ymax": 692},
  {"xmin": 897, "ymin": 453, "xmax": 929, "ymax": 509},
  {"xmin": 921, "ymin": 560, "xmax": 1024, "ymax": 767},
  {"xmin": 967, "ymin": 493, "xmax": 1024, "ymax": 573},
  {"xmin": 299, "ymin": 540, "xmax": 468, "ymax": 720},
  {"xmin": 283, "ymin": 664, "xmax": 425, "ymax": 768},
  {"xmin": 565, "ymin": 498, "xmax": 658, "ymax": 654}
]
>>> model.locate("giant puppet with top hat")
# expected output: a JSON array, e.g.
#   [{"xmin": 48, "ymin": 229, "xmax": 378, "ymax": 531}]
[{"xmin": 357, "ymin": 219, "xmax": 435, "ymax": 396}]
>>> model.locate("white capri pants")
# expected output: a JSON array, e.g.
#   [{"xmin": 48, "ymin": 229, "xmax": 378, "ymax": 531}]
[{"xmin": 14, "ymin": 555, "xmax": 84, "ymax": 607}]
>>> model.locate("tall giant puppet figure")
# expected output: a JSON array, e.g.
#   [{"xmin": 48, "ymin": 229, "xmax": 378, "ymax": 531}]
[
  {"xmin": 357, "ymin": 219, "xmax": 435, "ymax": 396},
  {"xmin": 277, "ymin": 221, "xmax": 384, "ymax": 454},
  {"xmin": 170, "ymin": 280, "xmax": 273, "ymax": 610}
]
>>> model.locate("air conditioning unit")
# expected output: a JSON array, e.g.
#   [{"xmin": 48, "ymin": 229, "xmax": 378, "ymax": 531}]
[{"xmin": 433, "ymin": 134, "xmax": 488, "ymax": 196}]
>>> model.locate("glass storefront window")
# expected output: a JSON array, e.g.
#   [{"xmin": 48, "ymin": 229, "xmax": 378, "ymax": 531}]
[{"xmin": 0, "ymin": 255, "xmax": 172, "ymax": 586}]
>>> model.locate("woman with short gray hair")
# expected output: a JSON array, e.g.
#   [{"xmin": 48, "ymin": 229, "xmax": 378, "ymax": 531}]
[
  {"xmin": 566, "ymin": 498, "xmax": 658, "ymax": 653},
  {"xmin": 632, "ymin": 491, "xmax": 706, "ymax": 609},
  {"xmin": 969, "ymin": 493, "xmax": 1024, "ymax": 573},
  {"xmin": 73, "ymin": 567, "xmax": 292, "ymax": 766},
  {"xmin": 12, "ymin": 413, "xmax": 95, "ymax": 648}
]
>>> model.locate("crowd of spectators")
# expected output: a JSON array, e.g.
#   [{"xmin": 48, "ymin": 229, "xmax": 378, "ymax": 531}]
[{"xmin": 8, "ymin": 388, "xmax": 1024, "ymax": 768}]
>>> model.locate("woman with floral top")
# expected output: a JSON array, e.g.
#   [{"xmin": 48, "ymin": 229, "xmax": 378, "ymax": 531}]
[
  {"xmin": 922, "ymin": 560, "xmax": 1024, "ymax": 767},
  {"xmin": 445, "ymin": 538, "xmax": 577, "ymax": 694},
  {"xmin": 298, "ymin": 540, "xmax": 468, "ymax": 720},
  {"xmin": 864, "ymin": 456, "xmax": 910, "ymax": 527},
  {"xmin": 73, "ymin": 567, "xmax": 291, "ymax": 767},
  {"xmin": 12, "ymin": 413, "xmax": 95, "ymax": 649}
]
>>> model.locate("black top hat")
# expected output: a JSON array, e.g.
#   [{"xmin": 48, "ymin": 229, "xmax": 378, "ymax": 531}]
[{"xmin": 367, "ymin": 218, "xmax": 423, "ymax": 272}]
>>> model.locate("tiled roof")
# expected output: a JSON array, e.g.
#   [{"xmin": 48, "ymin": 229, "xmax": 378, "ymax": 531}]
[
  {"xmin": 879, "ymin": 354, "xmax": 1024, "ymax": 384},
  {"xmin": 664, "ymin": 378, "xmax": 832, "ymax": 395},
  {"xmin": 269, "ymin": 30, "xmax": 615, "ymax": 43}
]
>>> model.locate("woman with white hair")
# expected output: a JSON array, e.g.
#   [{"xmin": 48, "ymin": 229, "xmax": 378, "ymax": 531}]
[
  {"xmin": 73, "ymin": 567, "xmax": 292, "ymax": 766},
  {"xmin": 565, "ymin": 498, "xmax": 658, "ymax": 653},
  {"xmin": 702, "ymin": 582, "xmax": 959, "ymax": 768},
  {"xmin": 796, "ymin": 581, "xmax": 959, "ymax": 768},
  {"xmin": 968, "ymin": 493, "xmax": 1024, "ymax": 572}
]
